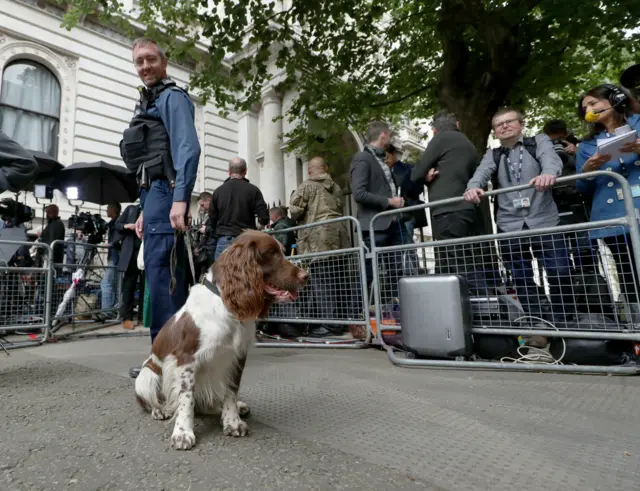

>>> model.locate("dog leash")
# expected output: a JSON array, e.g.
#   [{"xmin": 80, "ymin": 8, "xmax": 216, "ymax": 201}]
[{"xmin": 169, "ymin": 229, "xmax": 198, "ymax": 295}]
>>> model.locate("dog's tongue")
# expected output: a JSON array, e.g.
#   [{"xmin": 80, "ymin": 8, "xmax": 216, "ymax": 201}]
[
  {"xmin": 265, "ymin": 284, "xmax": 298, "ymax": 301},
  {"xmin": 264, "ymin": 284, "xmax": 280, "ymax": 296}
]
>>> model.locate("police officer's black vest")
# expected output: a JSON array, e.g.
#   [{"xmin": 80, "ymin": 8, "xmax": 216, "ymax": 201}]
[{"xmin": 120, "ymin": 78, "xmax": 188, "ymax": 188}]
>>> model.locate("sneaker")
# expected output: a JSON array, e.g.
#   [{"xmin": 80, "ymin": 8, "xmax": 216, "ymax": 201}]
[
  {"xmin": 525, "ymin": 336, "xmax": 548, "ymax": 348},
  {"xmin": 129, "ymin": 367, "xmax": 141, "ymax": 379},
  {"xmin": 123, "ymin": 320, "xmax": 135, "ymax": 330},
  {"xmin": 307, "ymin": 326, "xmax": 334, "ymax": 338},
  {"xmin": 307, "ymin": 325, "xmax": 346, "ymax": 338}
]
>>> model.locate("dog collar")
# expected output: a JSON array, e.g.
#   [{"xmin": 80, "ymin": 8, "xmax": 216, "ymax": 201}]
[{"xmin": 202, "ymin": 277, "xmax": 221, "ymax": 297}]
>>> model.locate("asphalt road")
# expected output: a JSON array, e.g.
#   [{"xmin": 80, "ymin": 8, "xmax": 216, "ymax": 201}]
[{"xmin": 1, "ymin": 337, "xmax": 639, "ymax": 490}]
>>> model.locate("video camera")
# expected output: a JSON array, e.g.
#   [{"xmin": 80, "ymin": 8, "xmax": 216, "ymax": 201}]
[
  {"xmin": 550, "ymin": 135, "xmax": 579, "ymax": 164},
  {"xmin": 68, "ymin": 212, "xmax": 107, "ymax": 245},
  {"xmin": 0, "ymin": 198, "xmax": 33, "ymax": 227}
]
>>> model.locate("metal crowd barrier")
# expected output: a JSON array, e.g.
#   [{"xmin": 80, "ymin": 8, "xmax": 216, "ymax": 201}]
[
  {"xmin": 258, "ymin": 216, "xmax": 372, "ymax": 348},
  {"xmin": 370, "ymin": 171, "xmax": 640, "ymax": 375},
  {"xmin": 0, "ymin": 240, "xmax": 52, "ymax": 351},
  {"xmin": 48, "ymin": 239, "xmax": 121, "ymax": 339}
]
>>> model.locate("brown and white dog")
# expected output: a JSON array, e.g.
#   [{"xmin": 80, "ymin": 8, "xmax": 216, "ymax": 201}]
[{"xmin": 134, "ymin": 230, "xmax": 308, "ymax": 450}]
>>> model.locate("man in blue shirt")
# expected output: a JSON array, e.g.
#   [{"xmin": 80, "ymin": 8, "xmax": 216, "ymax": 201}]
[{"xmin": 121, "ymin": 38, "xmax": 201, "ymax": 378}]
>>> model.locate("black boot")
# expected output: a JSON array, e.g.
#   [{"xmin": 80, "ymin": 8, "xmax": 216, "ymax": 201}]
[{"xmin": 277, "ymin": 323, "xmax": 305, "ymax": 338}]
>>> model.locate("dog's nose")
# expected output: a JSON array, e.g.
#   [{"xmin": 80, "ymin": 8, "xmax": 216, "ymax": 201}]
[{"xmin": 298, "ymin": 269, "xmax": 309, "ymax": 282}]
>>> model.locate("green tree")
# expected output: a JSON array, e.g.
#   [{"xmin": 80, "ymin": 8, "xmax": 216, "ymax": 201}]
[{"xmin": 61, "ymin": 0, "xmax": 640, "ymax": 152}]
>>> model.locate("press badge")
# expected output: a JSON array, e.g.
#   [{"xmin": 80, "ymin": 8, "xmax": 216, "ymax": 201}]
[
  {"xmin": 513, "ymin": 198, "xmax": 531, "ymax": 209},
  {"xmin": 617, "ymin": 186, "xmax": 640, "ymax": 200}
]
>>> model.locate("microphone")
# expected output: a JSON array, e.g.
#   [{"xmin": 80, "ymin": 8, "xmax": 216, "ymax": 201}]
[
  {"xmin": 585, "ymin": 106, "xmax": 613, "ymax": 123},
  {"xmin": 584, "ymin": 98, "xmax": 625, "ymax": 123}
]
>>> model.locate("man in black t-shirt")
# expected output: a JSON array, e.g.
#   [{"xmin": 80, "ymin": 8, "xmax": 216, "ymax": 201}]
[{"xmin": 208, "ymin": 157, "xmax": 270, "ymax": 259}]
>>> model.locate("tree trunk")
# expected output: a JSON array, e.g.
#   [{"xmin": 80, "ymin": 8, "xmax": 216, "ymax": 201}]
[
  {"xmin": 436, "ymin": 5, "xmax": 526, "ymax": 238},
  {"xmin": 436, "ymin": 3, "xmax": 526, "ymax": 153}
]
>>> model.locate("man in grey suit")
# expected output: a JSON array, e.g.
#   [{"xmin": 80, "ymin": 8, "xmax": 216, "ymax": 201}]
[
  {"xmin": 350, "ymin": 121, "xmax": 408, "ymax": 297},
  {"xmin": 464, "ymin": 108, "xmax": 575, "ymax": 342}
]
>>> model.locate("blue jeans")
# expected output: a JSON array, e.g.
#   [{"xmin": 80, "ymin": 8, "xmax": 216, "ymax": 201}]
[
  {"xmin": 215, "ymin": 236, "xmax": 236, "ymax": 260},
  {"xmin": 499, "ymin": 228, "xmax": 575, "ymax": 320},
  {"xmin": 403, "ymin": 217, "xmax": 415, "ymax": 239},
  {"xmin": 101, "ymin": 250, "xmax": 120, "ymax": 311}
]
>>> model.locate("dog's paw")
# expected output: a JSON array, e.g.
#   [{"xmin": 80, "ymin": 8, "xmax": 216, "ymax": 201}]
[
  {"xmin": 223, "ymin": 418, "xmax": 249, "ymax": 437},
  {"xmin": 171, "ymin": 428, "xmax": 196, "ymax": 450},
  {"xmin": 237, "ymin": 401, "xmax": 250, "ymax": 418},
  {"xmin": 151, "ymin": 408, "xmax": 170, "ymax": 420}
]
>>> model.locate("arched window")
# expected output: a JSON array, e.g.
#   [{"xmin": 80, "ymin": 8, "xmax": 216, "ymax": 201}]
[{"xmin": 0, "ymin": 60, "xmax": 61, "ymax": 157}]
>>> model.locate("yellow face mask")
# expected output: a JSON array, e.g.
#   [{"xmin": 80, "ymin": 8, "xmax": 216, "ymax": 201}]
[{"xmin": 584, "ymin": 111, "xmax": 600, "ymax": 123}]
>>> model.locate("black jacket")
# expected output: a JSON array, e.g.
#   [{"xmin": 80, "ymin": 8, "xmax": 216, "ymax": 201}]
[
  {"xmin": 209, "ymin": 177, "xmax": 269, "ymax": 237},
  {"xmin": 411, "ymin": 130, "xmax": 479, "ymax": 216},
  {"xmin": 349, "ymin": 147, "xmax": 397, "ymax": 231},
  {"xmin": 391, "ymin": 160, "xmax": 427, "ymax": 228},
  {"xmin": 272, "ymin": 217, "xmax": 296, "ymax": 253},
  {"xmin": 106, "ymin": 216, "xmax": 121, "ymax": 262},
  {"xmin": 40, "ymin": 217, "xmax": 66, "ymax": 264},
  {"xmin": 115, "ymin": 205, "xmax": 141, "ymax": 273}
]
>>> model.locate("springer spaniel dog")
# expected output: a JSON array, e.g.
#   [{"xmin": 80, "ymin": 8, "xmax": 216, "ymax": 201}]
[{"xmin": 135, "ymin": 230, "xmax": 308, "ymax": 450}]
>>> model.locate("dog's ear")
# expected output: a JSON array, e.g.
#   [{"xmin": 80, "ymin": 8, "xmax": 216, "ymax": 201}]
[{"xmin": 214, "ymin": 238, "xmax": 264, "ymax": 320}]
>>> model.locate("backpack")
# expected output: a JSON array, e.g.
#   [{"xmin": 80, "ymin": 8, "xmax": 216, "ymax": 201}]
[{"xmin": 490, "ymin": 136, "xmax": 538, "ymax": 192}]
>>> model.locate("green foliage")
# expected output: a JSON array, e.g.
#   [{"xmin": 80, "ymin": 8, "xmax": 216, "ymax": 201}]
[
  {"xmin": 61, "ymin": 0, "xmax": 640, "ymax": 151},
  {"xmin": 401, "ymin": 149, "xmax": 422, "ymax": 166},
  {"xmin": 526, "ymin": 48, "xmax": 637, "ymax": 138}
]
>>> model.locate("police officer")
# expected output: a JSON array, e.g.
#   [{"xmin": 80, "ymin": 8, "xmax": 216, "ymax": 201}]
[{"xmin": 120, "ymin": 38, "xmax": 201, "ymax": 378}]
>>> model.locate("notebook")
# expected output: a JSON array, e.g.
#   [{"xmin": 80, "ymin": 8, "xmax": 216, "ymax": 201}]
[{"xmin": 597, "ymin": 125, "xmax": 638, "ymax": 163}]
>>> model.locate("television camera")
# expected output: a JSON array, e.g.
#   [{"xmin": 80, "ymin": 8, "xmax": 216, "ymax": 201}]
[
  {"xmin": 68, "ymin": 212, "xmax": 107, "ymax": 245},
  {"xmin": 0, "ymin": 198, "xmax": 33, "ymax": 227}
]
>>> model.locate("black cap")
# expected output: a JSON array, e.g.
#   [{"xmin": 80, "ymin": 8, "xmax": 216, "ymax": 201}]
[{"xmin": 620, "ymin": 64, "xmax": 640, "ymax": 90}]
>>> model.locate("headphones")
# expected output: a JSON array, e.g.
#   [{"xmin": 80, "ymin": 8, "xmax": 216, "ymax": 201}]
[{"xmin": 602, "ymin": 83, "xmax": 628, "ymax": 108}]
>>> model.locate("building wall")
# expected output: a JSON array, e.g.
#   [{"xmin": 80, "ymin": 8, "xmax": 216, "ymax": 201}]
[{"xmin": 0, "ymin": 0, "xmax": 238, "ymax": 229}]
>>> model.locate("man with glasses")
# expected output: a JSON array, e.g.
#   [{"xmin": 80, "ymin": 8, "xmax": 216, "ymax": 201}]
[{"xmin": 464, "ymin": 108, "xmax": 573, "ymax": 346}]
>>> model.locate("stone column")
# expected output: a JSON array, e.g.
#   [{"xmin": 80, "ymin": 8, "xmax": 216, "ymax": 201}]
[
  {"xmin": 237, "ymin": 110, "xmax": 259, "ymax": 186},
  {"xmin": 283, "ymin": 150, "xmax": 299, "ymax": 205},
  {"xmin": 260, "ymin": 88, "xmax": 285, "ymax": 207}
]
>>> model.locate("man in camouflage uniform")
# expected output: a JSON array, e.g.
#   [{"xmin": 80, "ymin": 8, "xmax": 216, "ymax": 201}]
[{"xmin": 289, "ymin": 157, "xmax": 353, "ymax": 337}]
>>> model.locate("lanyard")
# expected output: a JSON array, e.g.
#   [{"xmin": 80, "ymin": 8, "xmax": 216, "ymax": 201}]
[{"xmin": 505, "ymin": 146, "xmax": 524, "ymax": 185}]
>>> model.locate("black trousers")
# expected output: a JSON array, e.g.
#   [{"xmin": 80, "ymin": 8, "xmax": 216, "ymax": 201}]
[
  {"xmin": 120, "ymin": 252, "xmax": 143, "ymax": 322},
  {"xmin": 431, "ymin": 209, "xmax": 499, "ymax": 294}
]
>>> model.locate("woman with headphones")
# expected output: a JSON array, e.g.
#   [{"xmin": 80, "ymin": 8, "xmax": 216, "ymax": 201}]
[{"xmin": 576, "ymin": 84, "xmax": 640, "ymax": 315}]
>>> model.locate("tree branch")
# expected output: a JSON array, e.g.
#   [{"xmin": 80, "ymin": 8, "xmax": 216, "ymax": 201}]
[
  {"xmin": 243, "ymin": 8, "xmax": 293, "ymax": 37},
  {"xmin": 369, "ymin": 83, "xmax": 434, "ymax": 108},
  {"xmin": 519, "ymin": 0, "xmax": 543, "ymax": 13}
]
